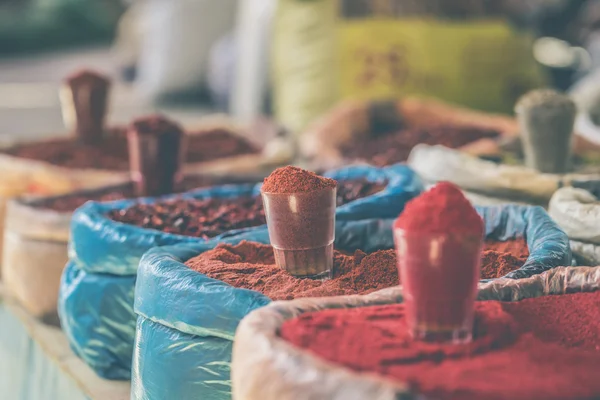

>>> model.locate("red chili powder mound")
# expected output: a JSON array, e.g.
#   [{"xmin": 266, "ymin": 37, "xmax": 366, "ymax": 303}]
[
  {"xmin": 185, "ymin": 241, "xmax": 398, "ymax": 300},
  {"xmin": 262, "ymin": 166, "xmax": 337, "ymax": 194},
  {"xmin": 395, "ymin": 182, "xmax": 484, "ymax": 236},
  {"xmin": 280, "ymin": 291, "xmax": 600, "ymax": 400},
  {"xmin": 185, "ymin": 239, "xmax": 529, "ymax": 297}
]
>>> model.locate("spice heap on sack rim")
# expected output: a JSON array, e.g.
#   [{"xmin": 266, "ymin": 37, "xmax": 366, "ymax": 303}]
[
  {"xmin": 185, "ymin": 181, "xmax": 531, "ymax": 300},
  {"xmin": 261, "ymin": 166, "xmax": 337, "ymax": 278},
  {"xmin": 280, "ymin": 291, "xmax": 600, "ymax": 400},
  {"xmin": 109, "ymin": 166, "xmax": 386, "ymax": 240},
  {"xmin": 3, "ymin": 69, "xmax": 259, "ymax": 171},
  {"xmin": 394, "ymin": 182, "xmax": 484, "ymax": 343}
]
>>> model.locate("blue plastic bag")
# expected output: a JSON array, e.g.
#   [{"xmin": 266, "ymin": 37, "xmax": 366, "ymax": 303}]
[
  {"xmin": 131, "ymin": 206, "xmax": 571, "ymax": 400},
  {"xmin": 60, "ymin": 165, "xmax": 423, "ymax": 380}
]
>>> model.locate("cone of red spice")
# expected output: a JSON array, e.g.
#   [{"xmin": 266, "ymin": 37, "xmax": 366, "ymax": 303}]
[
  {"xmin": 394, "ymin": 182, "xmax": 484, "ymax": 343},
  {"xmin": 61, "ymin": 69, "xmax": 111, "ymax": 145},
  {"xmin": 261, "ymin": 166, "xmax": 337, "ymax": 278},
  {"xmin": 127, "ymin": 115, "xmax": 187, "ymax": 197}
]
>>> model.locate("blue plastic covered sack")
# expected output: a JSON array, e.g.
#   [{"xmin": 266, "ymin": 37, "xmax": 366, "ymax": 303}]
[
  {"xmin": 59, "ymin": 165, "xmax": 423, "ymax": 380},
  {"xmin": 131, "ymin": 205, "xmax": 570, "ymax": 400}
]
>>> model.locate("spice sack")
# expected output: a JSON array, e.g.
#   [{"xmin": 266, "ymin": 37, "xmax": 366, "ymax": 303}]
[
  {"xmin": 549, "ymin": 184, "xmax": 600, "ymax": 265},
  {"xmin": 59, "ymin": 165, "xmax": 422, "ymax": 380},
  {"xmin": 408, "ymin": 144, "xmax": 600, "ymax": 205},
  {"xmin": 130, "ymin": 205, "xmax": 569, "ymax": 400},
  {"xmin": 232, "ymin": 266, "xmax": 600, "ymax": 400}
]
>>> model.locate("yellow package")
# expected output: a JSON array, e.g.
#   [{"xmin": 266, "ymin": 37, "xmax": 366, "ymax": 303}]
[{"xmin": 272, "ymin": 0, "xmax": 547, "ymax": 133}]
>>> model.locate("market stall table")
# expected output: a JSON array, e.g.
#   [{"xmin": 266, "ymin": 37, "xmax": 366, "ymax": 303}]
[{"xmin": 0, "ymin": 285, "xmax": 130, "ymax": 400}]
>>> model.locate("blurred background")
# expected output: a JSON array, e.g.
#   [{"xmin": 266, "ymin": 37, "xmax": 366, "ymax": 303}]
[{"xmin": 2, "ymin": 0, "xmax": 600, "ymax": 140}]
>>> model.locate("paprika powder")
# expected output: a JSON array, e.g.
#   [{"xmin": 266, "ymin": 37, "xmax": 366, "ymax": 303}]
[
  {"xmin": 185, "ymin": 239, "xmax": 529, "ymax": 298},
  {"xmin": 394, "ymin": 182, "xmax": 484, "ymax": 342},
  {"xmin": 280, "ymin": 291, "xmax": 600, "ymax": 400}
]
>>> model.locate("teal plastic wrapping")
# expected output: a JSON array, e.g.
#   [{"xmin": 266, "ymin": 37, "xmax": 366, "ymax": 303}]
[
  {"xmin": 59, "ymin": 165, "xmax": 423, "ymax": 380},
  {"xmin": 131, "ymin": 205, "xmax": 571, "ymax": 399}
]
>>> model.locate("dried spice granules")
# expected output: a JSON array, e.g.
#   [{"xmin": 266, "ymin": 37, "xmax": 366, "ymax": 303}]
[
  {"xmin": 280, "ymin": 291, "xmax": 600, "ymax": 400},
  {"xmin": 341, "ymin": 124, "xmax": 500, "ymax": 167},
  {"xmin": 184, "ymin": 239, "xmax": 529, "ymax": 296},
  {"xmin": 395, "ymin": 182, "xmax": 484, "ymax": 236},
  {"xmin": 108, "ymin": 179, "xmax": 385, "ymax": 239},
  {"xmin": 34, "ymin": 174, "xmax": 265, "ymax": 213},
  {"xmin": 261, "ymin": 166, "xmax": 336, "ymax": 193},
  {"xmin": 3, "ymin": 127, "xmax": 259, "ymax": 171}
]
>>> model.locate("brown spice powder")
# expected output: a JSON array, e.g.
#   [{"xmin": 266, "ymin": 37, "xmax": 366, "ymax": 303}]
[
  {"xmin": 262, "ymin": 166, "xmax": 337, "ymax": 193},
  {"xmin": 185, "ymin": 238, "xmax": 530, "ymax": 299}
]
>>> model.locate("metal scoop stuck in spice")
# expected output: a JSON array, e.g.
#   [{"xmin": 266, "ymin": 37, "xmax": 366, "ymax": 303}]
[{"xmin": 261, "ymin": 166, "xmax": 337, "ymax": 279}]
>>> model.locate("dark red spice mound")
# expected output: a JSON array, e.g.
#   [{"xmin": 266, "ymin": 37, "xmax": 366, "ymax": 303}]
[
  {"xmin": 185, "ymin": 128, "xmax": 259, "ymax": 163},
  {"xmin": 109, "ymin": 197, "xmax": 265, "ymax": 239},
  {"xmin": 107, "ymin": 179, "xmax": 385, "ymax": 238},
  {"xmin": 280, "ymin": 291, "xmax": 600, "ymax": 400},
  {"xmin": 185, "ymin": 241, "xmax": 399, "ymax": 300},
  {"xmin": 262, "ymin": 166, "xmax": 336, "ymax": 194},
  {"xmin": 341, "ymin": 125, "xmax": 500, "ymax": 167},
  {"xmin": 395, "ymin": 182, "xmax": 484, "ymax": 237},
  {"xmin": 3, "ymin": 127, "xmax": 259, "ymax": 171},
  {"xmin": 335, "ymin": 179, "xmax": 386, "ymax": 206},
  {"xmin": 34, "ymin": 174, "xmax": 266, "ymax": 213},
  {"xmin": 185, "ymin": 239, "xmax": 529, "ymax": 296}
]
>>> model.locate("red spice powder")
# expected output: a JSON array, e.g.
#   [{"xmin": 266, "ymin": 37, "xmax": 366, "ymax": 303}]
[
  {"xmin": 108, "ymin": 179, "xmax": 384, "ymax": 238},
  {"xmin": 185, "ymin": 241, "xmax": 398, "ymax": 300},
  {"xmin": 480, "ymin": 238, "xmax": 529, "ymax": 279},
  {"xmin": 280, "ymin": 291, "xmax": 600, "ymax": 400},
  {"xmin": 185, "ymin": 239, "xmax": 529, "ymax": 297},
  {"xmin": 262, "ymin": 166, "xmax": 336, "ymax": 194},
  {"xmin": 395, "ymin": 182, "xmax": 484, "ymax": 236}
]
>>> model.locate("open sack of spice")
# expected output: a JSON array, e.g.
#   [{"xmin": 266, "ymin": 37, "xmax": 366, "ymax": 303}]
[
  {"xmin": 129, "ymin": 180, "xmax": 569, "ymax": 400},
  {"xmin": 58, "ymin": 165, "xmax": 422, "ymax": 380},
  {"xmin": 0, "ymin": 69, "xmax": 291, "ymax": 276},
  {"xmin": 232, "ymin": 265, "xmax": 600, "ymax": 400},
  {"xmin": 299, "ymin": 97, "xmax": 519, "ymax": 171},
  {"xmin": 549, "ymin": 182, "xmax": 600, "ymax": 265},
  {"xmin": 1, "ymin": 113, "xmax": 268, "ymax": 321},
  {"xmin": 408, "ymin": 90, "xmax": 600, "ymax": 206}
]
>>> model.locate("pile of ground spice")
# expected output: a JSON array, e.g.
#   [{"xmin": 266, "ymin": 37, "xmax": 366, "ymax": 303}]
[
  {"xmin": 108, "ymin": 179, "xmax": 385, "ymax": 238},
  {"xmin": 34, "ymin": 174, "xmax": 265, "ymax": 213},
  {"xmin": 341, "ymin": 125, "xmax": 500, "ymax": 167},
  {"xmin": 262, "ymin": 166, "xmax": 336, "ymax": 193},
  {"xmin": 184, "ymin": 239, "xmax": 529, "ymax": 297},
  {"xmin": 3, "ymin": 127, "xmax": 259, "ymax": 171},
  {"xmin": 395, "ymin": 182, "xmax": 484, "ymax": 236},
  {"xmin": 280, "ymin": 291, "xmax": 600, "ymax": 400},
  {"xmin": 185, "ymin": 128, "xmax": 259, "ymax": 163},
  {"xmin": 185, "ymin": 241, "xmax": 398, "ymax": 300}
]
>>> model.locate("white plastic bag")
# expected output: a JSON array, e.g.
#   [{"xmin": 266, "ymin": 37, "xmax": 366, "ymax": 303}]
[
  {"xmin": 408, "ymin": 144, "xmax": 600, "ymax": 204},
  {"xmin": 232, "ymin": 266, "xmax": 600, "ymax": 400}
]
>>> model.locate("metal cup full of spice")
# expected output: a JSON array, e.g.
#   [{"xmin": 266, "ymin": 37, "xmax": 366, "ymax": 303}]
[
  {"xmin": 261, "ymin": 166, "xmax": 336, "ymax": 279},
  {"xmin": 127, "ymin": 115, "xmax": 187, "ymax": 197},
  {"xmin": 60, "ymin": 69, "xmax": 111, "ymax": 146},
  {"xmin": 515, "ymin": 89, "xmax": 577, "ymax": 174},
  {"xmin": 394, "ymin": 182, "xmax": 484, "ymax": 344}
]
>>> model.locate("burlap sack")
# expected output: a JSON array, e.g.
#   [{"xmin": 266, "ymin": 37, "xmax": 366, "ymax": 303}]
[
  {"xmin": 300, "ymin": 97, "xmax": 518, "ymax": 170},
  {"xmin": 232, "ymin": 266, "xmax": 600, "ymax": 400}
]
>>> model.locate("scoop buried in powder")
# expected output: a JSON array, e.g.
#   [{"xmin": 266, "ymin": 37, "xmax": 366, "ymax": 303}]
[
  {"xmin": 261, "ymin": 166, "xmax": 337, "ymax": 279},
  {"xmin": 127, "ymin": 115, "xmax": 186, "ymax": 197},
  {"xmin": 394, "ymin": 182, "xmax": 484, "ymax": 344},
  {"xmin": 60, "ymin": 69, "xmax": 111, "ymax": 146}
]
